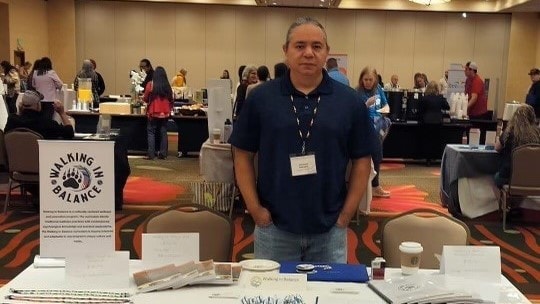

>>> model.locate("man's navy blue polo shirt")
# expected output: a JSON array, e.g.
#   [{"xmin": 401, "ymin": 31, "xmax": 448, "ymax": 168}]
[{"xmin": 230, "ymin": 70, "xmax": 375, "ymax": 234}]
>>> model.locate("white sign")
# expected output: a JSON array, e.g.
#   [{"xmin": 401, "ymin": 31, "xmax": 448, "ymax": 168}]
[
  {"xmin": 447, "ymin": 63, "xmax": 466, "ymax": 102},
  {"xmin": 66, "ymin": 251, "xmax": 130, "ymax": 289},
  {"xmin": 240, "ymin": 273, "xmax": 307, "ymax": 290},
  {"xmin": 39, "ymin": 140, "xmax": 115, "ymax": 258},
  {"xmin": 142, "ymin": 233, "xmax": 199, "ymax": 267},
  {"xmin": 207, "ymin": 79, "xmax": 233, "ymax": 141},
  {"xmin": 441, "ymin": 246, "xmax": 501, "ymax": 282}
]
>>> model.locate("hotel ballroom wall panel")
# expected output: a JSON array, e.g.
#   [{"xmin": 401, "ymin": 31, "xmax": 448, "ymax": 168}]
[
  {"xmin": 5, "ymin": 0, "xmax": 49, "ymax": 73},
  {"xmin": 0, "ymin": 3, "xmax": 9, "ymax": 62},
  {"xmin": 353, "ymin": 10, "xmax": 388, "ymax": 83},
  {"xmin": 264, "ymin": 10, "xmax": 295, "ymax": 76},
  {"xmin": 505, "ymin": 13, "xmax": 538, "ymax": 104},
  {"xmin": 382, "ymin": 12, "xmax": 416, "ymax": 89},
  {"xmin": 47, "ymin": 0, "xmax": 76, "ymax": 85},
  {"xmin": 74, "ymin": 1, "xmax": 515, "ymax": 114},
  {"xmin": 412, "ymin": 12, "xmax": 446, "ymax": 85}
]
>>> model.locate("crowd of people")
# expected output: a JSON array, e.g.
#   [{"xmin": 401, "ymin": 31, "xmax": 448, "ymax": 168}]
[{"xmin": 1, "ymin": 15, "xmax": 539, "ymax": 262}]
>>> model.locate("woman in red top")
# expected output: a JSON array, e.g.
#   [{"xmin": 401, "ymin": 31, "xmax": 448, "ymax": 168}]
[{"xmin": 143, "ymin": 66, "xmax": 173, "ymax": 160}]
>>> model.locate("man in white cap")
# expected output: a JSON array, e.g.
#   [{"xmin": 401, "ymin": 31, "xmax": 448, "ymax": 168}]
[
  {"xmin": 5, "ymin": 90, "xmax": 74, "ymax": 139},
  {"xmin": 464, "ymin": 61, "xmax": 489, "ymax": 119}
]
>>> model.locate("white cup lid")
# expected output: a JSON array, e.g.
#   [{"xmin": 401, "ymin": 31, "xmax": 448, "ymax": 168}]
[{"xmin": 399, "ymin": 241, "xmax": 423, "ymax": 254}]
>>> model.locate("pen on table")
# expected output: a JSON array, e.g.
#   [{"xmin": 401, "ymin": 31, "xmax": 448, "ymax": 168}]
[{"xmin": 315, "ymin": 296, "xmax": 319, "ymax": 304}]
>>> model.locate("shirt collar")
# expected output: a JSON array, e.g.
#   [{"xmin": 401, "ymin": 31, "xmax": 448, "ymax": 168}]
[{"xmin": 280, "ymin": 69, "xmax": 333, "ymax": 97}]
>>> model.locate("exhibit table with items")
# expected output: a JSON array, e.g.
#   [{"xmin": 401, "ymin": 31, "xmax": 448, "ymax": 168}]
[{"xmin": 0, "ymin": 260, "xmax": 530, "ymax": 304}]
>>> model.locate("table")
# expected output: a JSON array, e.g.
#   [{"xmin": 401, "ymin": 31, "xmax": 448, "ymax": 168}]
[
  {"xmin": 0, "ymin": 261, "xmax": 530, "ymax": 303},
  {"xmin": 68, "ymin": 111, "xmax": 148, "ymax": 154},
  {"xmin": 440, "ymin": 144, "xmax": 500, "ymax": 217},
  {"xmin": 171, "ymin": 115, "xmax": 209, "ymax": 157},
  {"xmin": 383, "ymin": 121, "xmax": 471, "ymax": 160}
]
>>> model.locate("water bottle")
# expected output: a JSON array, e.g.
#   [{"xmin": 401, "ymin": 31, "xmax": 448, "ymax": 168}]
[
  {"xmin": 223, "ymin": 119, "xmax": 233, "ymax": 143},
  {"xmin": 461, "ymin": 131, "xmax": 468, "ymax": 145},
  {"xmin": 401, "ymin": 90, "xmax": 408, "ymax": 121}
]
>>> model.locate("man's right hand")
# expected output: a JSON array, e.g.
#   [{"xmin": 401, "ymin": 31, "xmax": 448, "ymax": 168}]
[{"xmin": 250, "ymin": 206, "xmax": 272, "ymax": 227}]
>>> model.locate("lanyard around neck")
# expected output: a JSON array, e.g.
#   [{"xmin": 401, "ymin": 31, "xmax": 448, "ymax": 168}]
[{"xmin": 290, "ymin": 94, "xmax": 321, "ymax": 155}]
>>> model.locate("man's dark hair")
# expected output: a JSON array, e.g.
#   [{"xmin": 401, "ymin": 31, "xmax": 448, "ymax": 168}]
[
  {"xmin": 326, "ymin": 58, "xmax": 338, "ymax": 70},
  {"xmin": 274, "ymin": 62, "xmax": 288, "ymax": 79},
  {"xmin": 257, "ymin": 65, "xmax": 270, "ymax": 81}
]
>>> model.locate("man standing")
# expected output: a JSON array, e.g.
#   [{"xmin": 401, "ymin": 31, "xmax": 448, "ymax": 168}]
[
  {"xmin": 325, "ymin": 57, "xmax": 349, "ymax": 86},
  {"xmin": 384, "ymin": 74, "xmax": 400, "ymax": 91},
  {"xmin": 464, "ymin": 61, "xmax": 488, "ymax": 119},
  {"xmin": 90, "ymin": 59, "xmax": 106, "ymax": 96},
  {"xmin": 139, "ymin": 59, "xmax": 154, "ymax": 92},
  {"xmin": 525, "ymin": 68, "xmax": 540, "ymax": 118},
  {"xmin": 230, "ymin": 17, "xmax": 374, "ymax": 263}
]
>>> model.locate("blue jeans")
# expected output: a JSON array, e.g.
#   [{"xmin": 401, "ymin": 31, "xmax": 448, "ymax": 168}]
[
  {"xmin": 147, "ymin": 118, "xmax": 168, "ymax": 158},
  {"xmin": 254, "ymin": 223, "xmax": 347, "ymax": 263}
]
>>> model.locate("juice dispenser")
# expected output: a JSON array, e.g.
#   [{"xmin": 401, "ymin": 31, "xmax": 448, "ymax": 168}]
[{"xmin": 77, "ymin": 78, "xmax": 92, "ymax": 111}]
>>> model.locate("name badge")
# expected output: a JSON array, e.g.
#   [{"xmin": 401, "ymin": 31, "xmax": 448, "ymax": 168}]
[{"xmin": 290, "ymin": 154, "xmax": 317, "ymax": 176}]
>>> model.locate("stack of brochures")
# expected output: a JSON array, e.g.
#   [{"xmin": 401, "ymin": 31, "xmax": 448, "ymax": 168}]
[
  {"xmin": 368, "ymin": 274, "xmax": 490, "ymax": 304},
  {"xmin": 133, "ymin": 260, "xmax": 241, "ymax": 293}
]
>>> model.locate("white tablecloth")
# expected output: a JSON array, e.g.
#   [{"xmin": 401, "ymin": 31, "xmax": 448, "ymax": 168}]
[
  {"xmin": 0, "ymin": 261, "xmax": 530, "ymax": 304},
  {"xmin": 199, "ymin": 139, "xmax": 234, "ymax": 183}
]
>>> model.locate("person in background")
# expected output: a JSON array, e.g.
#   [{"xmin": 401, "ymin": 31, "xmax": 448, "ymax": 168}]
[
  {"xmin": 139, "ymin": 58, "xmax": 154, "ymax": 92},
  {"xmin": 26, "ymin": 59, "xmax": 41, "ymax": 91},
  {"xmin": 438, "ymin": 70, "xmax": 448, "ymax": 96},
  {"xmin": 32, "ymin": 57, "xmax": 63, "ymax": 120},
  {"xmin": 246, "ymin": 65, "xmax": 270, "ymax": 98},
  {"xmin": 171, "ymin": 68, "xmax": 187, "ymax": 87},
  {"xmin": 233, "ymin": 65, "xmax": 246, "ymax": 101},
  {"xmin": 1, "ymin": 61, "xmax": 21, "ymax": 114},
  {"xmin": 18, "ymin": 61, "xmax": 32, "ymax": 92},
  {"xmin": 89, "ymin": 59, "xmax": 106, "ymax": 96},
  {"xmin": 325, "ymin": 57, "xmax": 349, "ymax": 86},
  {"xmin": 384, "ymin": 74, "xmax": 399, "ymax": 91},
  {"xmin": 4, "ymin": 90, "xmax": 74, "ymax": 207},
  {"xmin": 274, "ymin": 62, "xmax": 288, "ymax": 79},
  {"xmin": 464, "ymin": 61, "xmax": 488, "ymax": 119},
  {"xmin": 233, "ymin": 65, "xmax": 257, "ymax": 117},
  {"xmin": 220, "ymin": 69, "xmax": 233, "ymax": 92},
  {"xmin": 143, "ymin": 66, "xmax": 173, "ymax": 160},
  {"xmin": 357, "ymin": 66, "xmax": 391, "ymax": 198},
  {"xmin": 377, "ymin": 74, "xmax": 384, "ymax": 88},
  {"xmin": 413, "ymin": 72, "xmax": 427, "ymax": 92},
  {"xmin": 419, "ymin": 81, "xmax": 450, "ymax": 165},
  {"xmin": 74, "ymin": 59, "xmax": 101, "ymax": 109},
  {"xmin": 231, "ymin": 16, "xmax": 374, "ymax": 263},
  {"xmin": 495, "ymin": 104, "xmax": 540, "ymax": 190},
  {"xmin": 525, "ymin": 68, "xmax": 540, "ymax": 119}
]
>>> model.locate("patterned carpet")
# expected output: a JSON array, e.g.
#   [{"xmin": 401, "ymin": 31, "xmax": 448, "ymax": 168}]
[{"xmin": 0, "ymin": 154, "xmax": 538, "ymax": 301}]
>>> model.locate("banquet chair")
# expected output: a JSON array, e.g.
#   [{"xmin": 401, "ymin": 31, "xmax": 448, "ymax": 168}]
[
  {"xmin": 380, "ymin": 208, "xmax": 470, "ymax": 269},
  {"xmin": 499, "ymin": 144, "xmax": 540, "ymax": 232},
  {"xmin": 142, "ymin": 203, "xmax": 234, "ymax": 262},
  {"xmin": 3, "ymin": 128, "xmax": 43, "ymax": 213},
  {"xmin": 0, "ymin": 129, "xmax": 7, "ymax": 171}
]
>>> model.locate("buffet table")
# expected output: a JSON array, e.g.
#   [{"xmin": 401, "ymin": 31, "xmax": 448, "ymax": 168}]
[
  {"xmin": 68, "ymin": 112, "xmax": 209, "ymax": 156},
  {"xmin": 0, "ymin": 261, "xmax": 530, "ymax": 304},
  {"xmin": 382, "ymin": 119, "xmax": 497, "ymax": 161}
]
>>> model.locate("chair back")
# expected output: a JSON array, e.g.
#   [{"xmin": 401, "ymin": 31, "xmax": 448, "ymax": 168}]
[
  {"xmin": 143, "ymin": 203, "xmax": 233, "ymax": 262},
  {"xmin": 0, "ymin": 129, "xmax": 7, "ymax": 171},
  {"xmin": 4, "ymin": 128, "xmax": 43, "ymax": 175},
  {"xmin": 381, "ymin": 208, "xmax": 470, "ymax": 269},
  {"xmin": 509, "ymin": 144, "xmax": 540, "ymax": 196}
]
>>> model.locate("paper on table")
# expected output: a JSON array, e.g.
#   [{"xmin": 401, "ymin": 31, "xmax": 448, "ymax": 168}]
[
  {"xmin": 65, "ymin": 251, "xmax": 130, "ymax": 289},
  {"xmin": 142, "ymin": 233, "xmax": 199, "ymax": 267},
  {"xmin": 440, "ymin": 246, "xmax": 501, "ymax": 282},
  {"xmin": 33, "ymin": 255, "xmax": 65, "ymax": 268}
]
